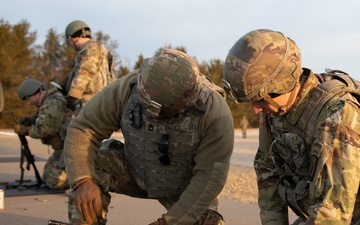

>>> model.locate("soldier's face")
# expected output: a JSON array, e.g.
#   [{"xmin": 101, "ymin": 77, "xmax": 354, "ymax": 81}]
[
  {"xmin": 251, "ymin": 91, "xmax": 292, "ymax": 117},
  {"xmin": 24, "ymin": 90, "xmax": 45, "ymax": 108},
  {"xmin": 25, "ymin": 94, "xmax": 39, "ymax": 107},
  {"xmin": 67, "ymin": 37, "xmax": 80, "ymax": 50}
]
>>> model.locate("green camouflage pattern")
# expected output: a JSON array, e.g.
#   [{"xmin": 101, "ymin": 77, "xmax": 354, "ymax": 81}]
[
  {"xmin": 26, "ymin": 86, "xmax": 70, "ymax": 189},
  {"xmin": 43, "ymin": 149, "xmax": 69, "ymax": 189},
  {"xmin": 28, "ymin": 87, "xmax": 68, "ymax": 147},
  {"xmin": 65, "ymin": 39, "xmax": 111, "ymax": 103},
  {"xmin": 137, "ymin": 49, "xmax": 200, "ymax": 117},
  {"xmin": 223, "ymin": 29, "xmax": 302, "ymax": 102},
  {"xmin": 255, "ymin": 71, "xmax": 360, "ymax": 225}
]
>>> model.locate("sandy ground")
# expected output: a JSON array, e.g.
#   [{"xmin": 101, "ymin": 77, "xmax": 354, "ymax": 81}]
[
  {"xmin": 221, "ymin": 166, "xmax": 258, "ymax": 204},
  {"xmin": 0, "ymin": 129, "xmax": 259, "ymax": 204},
  {"xmin": 0, "ymin": 129, "xmax": 299, "ymax": 224}
]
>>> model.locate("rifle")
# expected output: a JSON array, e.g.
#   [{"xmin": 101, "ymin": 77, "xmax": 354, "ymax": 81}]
[
  {"xmin": 48, "ymin": 220, "xmax": 71, "ymax": 225},
  {"xmin": 17, "ymin": 133, "xmax": 43, "ymax": 187},
  {"xmin": 48, "ymin": 219, "xmax": 105, "ymax": 225},
  {"xmin": 12, "ymin": 113, "xmax": 43, "ymax": 188}
]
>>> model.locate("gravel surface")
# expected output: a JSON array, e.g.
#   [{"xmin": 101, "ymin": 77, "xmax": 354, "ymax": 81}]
[{"xmin": 221, "ymin": 166, "xmax": 258, "ymax": 205}]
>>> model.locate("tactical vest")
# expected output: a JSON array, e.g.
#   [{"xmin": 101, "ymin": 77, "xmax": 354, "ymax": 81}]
[
  {"xmin": 96, "ymin": 44, "xmax": 116, "ymax": 90},
  {"xmin": 267, "ymin": 68, "xmax": 360, "ymax": 218},
  {"xmin": 40, "ymin": 90, "xmax": 68, "ymax": 150},
  {"xmin": 120, "ymin": 77, "xmax": 212, "ymax": 198}
]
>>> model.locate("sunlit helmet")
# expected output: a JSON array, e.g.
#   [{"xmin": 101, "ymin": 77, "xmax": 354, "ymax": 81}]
[
  {"xmin": 18, "ymin": 79, "xmax": 43, "ymax": 100},
  {"xmin": 137, "ymin": 49, "xmax": 200, "ymax": 117},
  {"xmin": 222, "ymin": 29, "xmax": 302, "ymax": 103},
  {"xmin": 65, "ymin": 20, "xmax": 91, "ymax": 39}
]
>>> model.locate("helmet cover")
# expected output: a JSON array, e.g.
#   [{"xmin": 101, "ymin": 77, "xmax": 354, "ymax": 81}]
[
  {"xmin": 223, "ymin": 29, "xmax": 302, "ymax": 103},
  {"xmin": 137, "ymin": 49, "xmax": 200, "ymax": 117}
]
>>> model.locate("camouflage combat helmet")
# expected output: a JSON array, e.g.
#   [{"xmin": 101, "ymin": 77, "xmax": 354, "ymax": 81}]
[
  {"xmin": 222, "ymin": 29, "xmax": 303, "ymax": 103},
  {"xmin": 137, "ymin": 49, "xmax": 201, "ymax": 117},
  {"xmin": 18, "ymin": 79, "xmax": 43, "ymax": 100},
  {"xmin": 65, "ymin": 20, "xmax": 91, "ymax": 38}
]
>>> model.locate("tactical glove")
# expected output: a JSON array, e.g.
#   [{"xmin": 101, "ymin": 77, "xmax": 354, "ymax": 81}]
[
  {"xmin": 66, "ymin": 96, "xmax": 81, "ymax": 111},
  {"xmin": 199, "ymin": 210, "xmax": 224, "ymax": 225},
  {"xmin": 13, "ymin": 124, "xmax": 28, "ymax": 136},
  {"xmin": 148, "ymin": 218, "xmax": 167, "ymax": 225},
  {"xmin": 20, "ymin": 115, "xmax": 36, "ymax": 126},
  {"xmin": 72, "ymin": 177, "xmax": 103, "ymax": 224}
]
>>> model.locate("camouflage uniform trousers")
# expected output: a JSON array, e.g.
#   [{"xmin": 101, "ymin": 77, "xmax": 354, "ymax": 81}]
[
  {"xmin": 68, "ymin": 139, "xmax": 225, "ymax": 225},
  {"xmin": 43, "ymin": 149, "xmax": 69, "ymax": 189}
]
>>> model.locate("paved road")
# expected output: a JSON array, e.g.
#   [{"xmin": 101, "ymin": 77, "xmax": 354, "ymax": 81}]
[{"xmin": 0, "ymin": 129, "xmax": 297, "ymax": 224}]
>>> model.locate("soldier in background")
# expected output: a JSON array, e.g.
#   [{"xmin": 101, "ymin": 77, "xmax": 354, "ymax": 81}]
[
  {"xmin": 222, "ymin": 29, "xmax": 360, "ymax": 224},
  {"xmin": 239, "ymin": 115, "xmax": 249, "ymax": 138},
  {"xmin": 0, "ymin": 81, "xmax": 3, "ymax": 115},
  {"xmin": 64, "ymin": 49, "xmax": 234, "ymax": 225},
  {"xmin": 14, "ymin": 79, "xmax": 69, "ymax": 189},
  {"xmin": 63, "ymin": 20, "xmax": 115, "ymax": 112}
]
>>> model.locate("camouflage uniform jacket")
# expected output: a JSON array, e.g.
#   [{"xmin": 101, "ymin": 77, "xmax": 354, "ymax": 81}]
[
  {"xmin": 255, "ymin": 68, "xmax": 360, "ymax": 225},
  {"xmin": 28, "ymin": 87, "xmax": 68, "ymax": 150},
  {"xmin": 64, "ymin": 70, "xmax": 234, "ymax": 224},
  {"xmin": 65, "ymin": 39, "xmax": 105, "ymax": 103}
]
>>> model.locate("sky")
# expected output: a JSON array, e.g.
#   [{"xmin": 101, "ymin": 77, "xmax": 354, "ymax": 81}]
[{"xmin": 2, "ymin": 0, "xmax": 360, "ymax": 80}]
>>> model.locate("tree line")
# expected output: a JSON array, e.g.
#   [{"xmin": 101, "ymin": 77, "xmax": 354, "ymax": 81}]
[{"xmin": 0, "ymin": 18, "xmax": 258, "ymax": 129}]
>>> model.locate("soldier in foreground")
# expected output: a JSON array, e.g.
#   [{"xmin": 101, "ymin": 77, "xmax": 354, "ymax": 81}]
[
  {"xmin": 64, "ymin": 49, "xmax": 234, "ymax": 224},
  {"xmin": 222, "ymin": 29, "xmax": 360, "ymax": 224},
  {"xmin": 14, "ymin": 79, "xmax": 69, "ymax": 189}
]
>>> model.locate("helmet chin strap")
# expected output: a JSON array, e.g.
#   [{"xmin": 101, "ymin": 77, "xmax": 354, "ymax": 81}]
[
  {"xmin": 278, "ymin": 82, "xmax": 300, "ymax": 115},
  {"xmin": 263, "ymin": 81, "xmax": 300, "ymax": 116},
  {"xmin": 35, "ymin": 89, "xmax": 45, "ymax": 107}
]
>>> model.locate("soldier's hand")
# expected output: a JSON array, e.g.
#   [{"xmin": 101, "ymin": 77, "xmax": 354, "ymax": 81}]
[
  {"xmin": 148, "ymin": 218, "xmax": 167, "ymax": 225},
  {"xmin": 20, "ymin": 115, "xmax": 36, "ymax": 126},
  {"xmin": 66, "ymin": 96, "xmax": 80, "ymax": 111},
  {"xmin": 72, "ymin": 178, "xmax": 102, "ymax": 224},
  {"xmin": 13, "ymin": 124, "xmax": 28, "ymax": 136},
  {"xmin": 198, "ymin": 210, "xmax": 224, "ymax": 225}
]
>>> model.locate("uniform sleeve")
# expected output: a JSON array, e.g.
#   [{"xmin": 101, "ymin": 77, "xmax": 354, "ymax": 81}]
[
  {"xmin": 28, "ymin": 96, "xmax": 67, "ymax": 139},
  {"xmin": 306, "ymin": 94, "xmax": 360, "ymax": 224},
  {"xmin": 64, "ymin": 74, "xmax": 134, "ymax": 185},
  {"xmin": 68, "ymin": 42, "xmax": 101, "ymax": 99},
  {"xmin": 163, "ymin": 93, "xmax": 234, "ymax": 225},
  {"xmin": 255, "ymin": 118, "xmax": 289, "ymax": 225}
]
